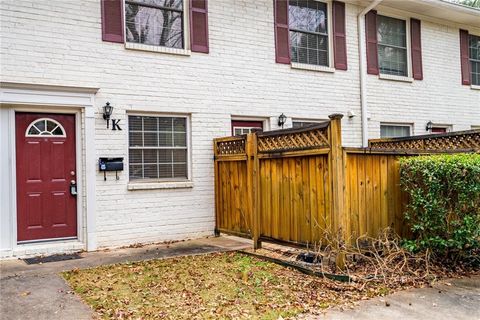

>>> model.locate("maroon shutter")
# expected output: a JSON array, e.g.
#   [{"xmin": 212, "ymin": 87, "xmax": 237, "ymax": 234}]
[
  {"xmin": 190, "ymin": 0, "xmax": 209, "ymax": 53},
  {"xmin": 410, "ymin": 18, "xmax": 423, "ymax": 80},
  {"xmin": 332, "ymin": 1, "xmax": 347, "ymax": 70},
  {"xmin": 274, "ymin": 0, "xmax": 290, "ymax": 64},
  {"xmin": 101, "ymin": 0, "xmax": 124, "ymax": 43},
  {"xmin": 459, "ymin": 29, "xmax": 471, "ymax": 85},
  {"xmin": 365, "ymin": 10, "xmax": 378, "ymax": 75}
]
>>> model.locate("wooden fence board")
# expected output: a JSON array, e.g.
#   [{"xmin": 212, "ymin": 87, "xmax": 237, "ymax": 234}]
[
  {"xmin": 380, "ymin": 156, "xmax": 389, "ymax": 229},
  {"xmin": 308, "ymin": 157, "xmax": 318, "ymax": 244}
]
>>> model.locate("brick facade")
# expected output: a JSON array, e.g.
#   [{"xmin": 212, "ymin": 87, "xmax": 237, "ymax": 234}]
[{"xmin": 0, "ymin": 0, "xmax": 479, "ymax": 254}]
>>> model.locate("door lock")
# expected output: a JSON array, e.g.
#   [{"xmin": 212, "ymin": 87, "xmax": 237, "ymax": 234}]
[{"xmin": 70, "ymin": 180, "xmax": 77, "ymax": 196}]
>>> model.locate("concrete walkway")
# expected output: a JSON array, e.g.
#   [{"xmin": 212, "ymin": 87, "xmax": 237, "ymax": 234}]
[
  {"xmin": 317, "ymin": 276, "xmax": 480, "ymax": 320},
  {"xmin": 0, "ymin": 236, "xmax": 250, "ymax": 320}
]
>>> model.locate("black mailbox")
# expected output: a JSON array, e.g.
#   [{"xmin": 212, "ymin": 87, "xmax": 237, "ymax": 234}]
[
  {"xmin": 99, "ymin": 157, "xmax": 124, "ymax": 181},
  {"xmin": 99, "ymin": 157, "xmax": 124, "ymax": 171}
]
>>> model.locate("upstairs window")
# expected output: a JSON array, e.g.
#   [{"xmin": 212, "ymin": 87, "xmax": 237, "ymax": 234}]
[
  {"xmin": 377, "ymin": 15, "xmax": 408, "ymax": 76},
  {"xmin": 470, "ymin": 34, "xmax": 480, "ymax": 86},
  {"xmin": 289, "ymin": 0, "xmax": 329, "ymax": 66},
  {"xmin": 125, "ymin": 0, "xmax": 184, "ymax": 49}
]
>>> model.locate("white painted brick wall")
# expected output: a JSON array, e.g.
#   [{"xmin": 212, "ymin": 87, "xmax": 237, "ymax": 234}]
[{"xmin": 1, "ymin": 0, "xmax": 479, "ymax": 249}]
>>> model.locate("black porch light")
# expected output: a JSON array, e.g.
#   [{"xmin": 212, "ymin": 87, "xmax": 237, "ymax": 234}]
[
  {"xmin": 278, "ymin": 113, "xmax": 287, "ymax": 128},
  {"xmin": 426, "ymin": 121, "xmax": 433, "ymax": 132},
  {"xmin": 103, "ymin": 102, "xmax": 113, "ymax": 121}
]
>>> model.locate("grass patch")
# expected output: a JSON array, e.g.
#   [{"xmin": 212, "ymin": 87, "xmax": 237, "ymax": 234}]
[{"xmin": 62, "ymin": 252, "xmax": 390, "ymax": 319}]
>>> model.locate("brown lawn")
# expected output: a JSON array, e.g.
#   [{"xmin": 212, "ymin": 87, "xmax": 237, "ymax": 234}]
[{"xmin": 62, "ymin": 252, "xmax": 393, "ymax": 319}]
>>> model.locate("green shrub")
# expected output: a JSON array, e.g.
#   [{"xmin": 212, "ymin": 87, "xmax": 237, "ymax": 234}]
[{"xmin": 400, "ymin": 154, "xmax": 480, "ymax": 259}]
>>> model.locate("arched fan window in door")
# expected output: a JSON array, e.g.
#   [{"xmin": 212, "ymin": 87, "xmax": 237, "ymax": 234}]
[{"xmin": 25, "ymin": 118, "xmax": 66, "ymax": 137}]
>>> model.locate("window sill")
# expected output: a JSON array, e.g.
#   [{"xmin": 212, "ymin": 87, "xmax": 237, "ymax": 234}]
[
  {"xmin": 125, "ymin": 42, "xmax": 191, "ymax": 56},
  {"xmin": 378, "ymin": 74, "xmax": 414, "ymax": 83},
  {"xmin": 291, "ymin": 63, "xmax": 335, "ymax": 73},
  {"xmin": 471, "ymin": 85, "xmax": 480, "ymax": 90},
  {"xmin": 127, "ymin": 181, "xmax": 194, "ymax": 191}
]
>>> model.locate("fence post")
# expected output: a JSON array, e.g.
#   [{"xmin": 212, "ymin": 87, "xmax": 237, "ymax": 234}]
[
  {"xmin": 246, "ymin": 133, "xmax": 261, "ymax": 249},
  {"xmin": 328, "ymin": 114, "xmax": 347, "ymax": 269},
  {"xmin": 213, "ymin": 139, "xmax": 220, "ymax": 237}
]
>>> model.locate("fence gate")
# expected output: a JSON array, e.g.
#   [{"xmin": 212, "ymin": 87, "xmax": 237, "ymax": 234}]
[{"xmin": 214, "ymin": 114, "xmax": 344, "ymax": 248}]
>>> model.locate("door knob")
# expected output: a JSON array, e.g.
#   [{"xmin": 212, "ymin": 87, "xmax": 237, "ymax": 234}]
[{"xmin": 70, "ymin": 171, "xmax": 75, "ymax": 176}]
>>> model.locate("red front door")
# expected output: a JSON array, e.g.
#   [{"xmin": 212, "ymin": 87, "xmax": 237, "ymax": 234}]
[
  {"xmin": 16, "ymin": 113, "xmax": 77, "ymax": 242},
  {"xmin": 431, "ymin": 127, "xmax": 447, "ymax": 134}
]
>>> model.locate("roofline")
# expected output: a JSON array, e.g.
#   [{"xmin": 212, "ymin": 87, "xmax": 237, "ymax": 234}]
[
  {"xmin": 437, "ymin": 0, "xmax": 480, "ymax": 14},
  {"xmin": 346, "ymin": 0, "xmax": 480, "ymax": 29}
]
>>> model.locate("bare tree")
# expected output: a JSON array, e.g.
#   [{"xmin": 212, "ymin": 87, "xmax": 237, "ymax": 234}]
[
  {"xmin": 450, "ymin": 0, "xmax": 480, "ymax": 8},
  {"xmin": 159, "ymin": 0, "xmax": 182, "ymax": 47}
]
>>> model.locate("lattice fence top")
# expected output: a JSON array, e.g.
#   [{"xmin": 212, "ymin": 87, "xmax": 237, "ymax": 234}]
[
  {"xmin": 369, "ymin": 129, "xmax": 480, "ymax": 152},
  {"xmin": 257, "ymin": 124, "xmax": 330, "ymax": 153},
  {"xmin": 215, "ymin": 137, "xmax": 246, "ymax": 155}
]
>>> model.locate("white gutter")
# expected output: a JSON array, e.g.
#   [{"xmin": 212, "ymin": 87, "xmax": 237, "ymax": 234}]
[{"xmin": 358, "ymin": 0, "xmax": 383, "ymax": 147}]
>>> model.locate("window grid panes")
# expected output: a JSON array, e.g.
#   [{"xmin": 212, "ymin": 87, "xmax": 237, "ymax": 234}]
[
  {"xmin": 233, "ymin": 127, "xmax": 261, "ymax": 136},
  {"xmin": 377, "ymin": 15, "xmax": 408, "ymax": 76},
  {"xmin": 470, "ymin": 35, "xmax": 480, "ymax": 86},
  {"xmin": 289, "ymin": 0, "xmax": 329, "ymax": 66},
  {"xmin": 125, "ymin": 0, "xmax": 184, "ymax": 49},
  {"xmin": 380, "ymin": 125, "xmax": 411, "ymax": 138},
  {"xmin": 129, "ymin": 115, "xmax": 188, "ymax": 180}
]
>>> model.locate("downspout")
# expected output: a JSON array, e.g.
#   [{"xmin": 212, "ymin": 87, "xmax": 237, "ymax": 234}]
[{"xmin": 358, "ymin": 0, "xmax": 383, "ymax": 147}]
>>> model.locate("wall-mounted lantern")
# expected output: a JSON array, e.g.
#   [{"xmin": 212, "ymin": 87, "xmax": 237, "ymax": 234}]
[
  {"xmin": 103, "ymin": 102, "xmax": 113, "ymax": 128},
  {"xmin": 426, "ymin": 121, "xmax": 433, "ymax": 132},
  {"xmin": 102, "ymin": 102, "xmax": 121, "ymax": 130},
  {"xmin": 278, "ymin": 113, "xmax": 287, "ymax": 128}
]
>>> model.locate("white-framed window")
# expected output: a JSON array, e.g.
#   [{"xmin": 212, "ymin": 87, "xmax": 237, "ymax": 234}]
[
  {"xmin": 128, "ymin": 114, "xmax": 189, "ymax": 181},
  {"xmin": 25, "ymin": 118, "xmax": 66, "ymax": 137},
  {"xmin": 292, "ymin": 119, "xmax": 325, "ymax": 128},
  {"xmin": 233, "ymin": 127, "xmax": 258, "ymax": 135},
  {"xmin": 377, "ymin": 15, "xmax": 408, "ymax": 77},
  {"xmin": 289, "ymin": 0, "xmax": 330, "ymax": 67},
  {"xmin": 125, "ymin": 0, "xmax": 185, "ymax": 49},
  {"xmin": 380, "ymin": 123, "xmax": 411, "ymax": 138},
  {"xmin": 470, "ymin": 34, "xmax": 480, "ymax": 86}
]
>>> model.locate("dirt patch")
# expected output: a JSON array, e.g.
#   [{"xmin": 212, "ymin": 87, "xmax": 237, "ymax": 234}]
[{"xmin": 61, "ymin": 252, "xmax": 410, "ymax": 319}]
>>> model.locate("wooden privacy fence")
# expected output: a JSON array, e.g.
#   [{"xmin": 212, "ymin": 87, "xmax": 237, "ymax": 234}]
[{"xmin": 213, "ymin": 116, "xmax": 480, "ymax": 249}]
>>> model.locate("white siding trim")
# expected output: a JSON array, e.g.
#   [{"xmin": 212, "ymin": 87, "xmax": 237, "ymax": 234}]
[
  {"xmin": 378, "ymin": 74, "xmax": 414, "ymax": 82},
  {"xmin": 291, "ymin": 63, "xmax": 335, "ymax": 73},
  {"xmin": 127, "ymin": 181, "xmax": 194, "ymax": 190},
  {"xmin": 125, "ymin": 42, "xmax": 192, "ymax": 56}
]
